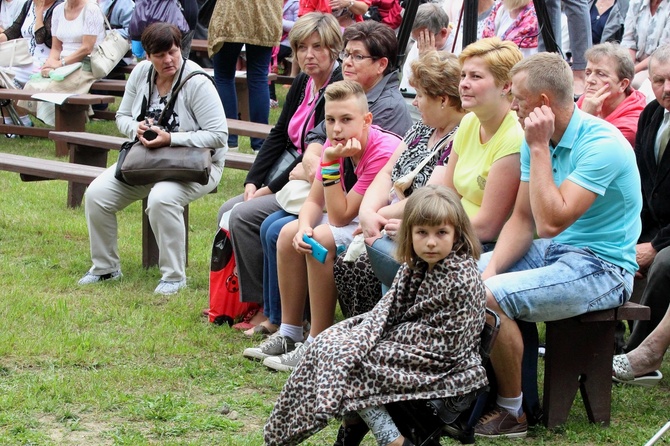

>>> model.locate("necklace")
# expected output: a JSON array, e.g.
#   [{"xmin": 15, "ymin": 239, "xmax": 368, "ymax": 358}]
[{"xmin": 595, "ymin": 0, "xmax": 614, "ymax": 19}]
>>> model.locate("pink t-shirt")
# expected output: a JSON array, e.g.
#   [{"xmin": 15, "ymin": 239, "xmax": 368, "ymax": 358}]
[
  {"xmin": 317, "ymin": 125, "xmax": 401, "ymax": 195},
  {"xmin": 287, "ymin": 77, "xmax": 319, "ymax": 151}
]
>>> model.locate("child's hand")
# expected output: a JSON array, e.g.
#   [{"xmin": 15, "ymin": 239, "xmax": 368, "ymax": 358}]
[
  {"xmin": 326, "ymin": 137, "xmax": 362, "ymax": 160},
  {"xmin": 293, "ymin": 227, "xmax": 313, "ymax": 254}
]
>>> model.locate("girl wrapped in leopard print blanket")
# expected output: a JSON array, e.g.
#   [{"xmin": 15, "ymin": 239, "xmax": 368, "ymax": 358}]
[{"xmin": 264, "ymin": 185, "xmax": 488, "ymax": 446}]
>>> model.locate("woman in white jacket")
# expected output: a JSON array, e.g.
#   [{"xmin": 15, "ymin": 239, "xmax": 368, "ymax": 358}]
[{"xmin": 79, "ymin": 22, "xmax": 228, "ymax": 295}]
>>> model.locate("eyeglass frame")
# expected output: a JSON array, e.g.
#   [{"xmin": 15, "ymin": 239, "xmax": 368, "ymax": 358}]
[{"xmin": 339, "ymin": 50, "xmax": 379, "ymax": 63}]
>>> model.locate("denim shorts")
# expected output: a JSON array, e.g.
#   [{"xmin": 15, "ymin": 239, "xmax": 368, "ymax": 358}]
[{"xmin": 478, "ymin": 239, "xmax": 633, "ymax": 322}]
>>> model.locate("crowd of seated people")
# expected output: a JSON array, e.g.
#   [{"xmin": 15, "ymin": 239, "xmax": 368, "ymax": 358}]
[{"xmin": 7, "ymin": 0, "xmax": 661, "ymax": 443}]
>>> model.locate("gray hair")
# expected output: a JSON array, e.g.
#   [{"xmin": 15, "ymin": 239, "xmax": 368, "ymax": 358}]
[
  {"xmin": 650, "ymin": 44, "xmax": 670, "ymax": 76},
  {"xmin": 585, "ymin": 42, "xmax": 634, "ymax": 83},
  {"xmin": 412, "ymin": 3, "xmax": 450, "ymax": 35}
]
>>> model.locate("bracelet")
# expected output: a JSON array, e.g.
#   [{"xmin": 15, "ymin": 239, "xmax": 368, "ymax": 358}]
[
  {"xmin": 60, "ymin": 56, "xmax": 65, "ymax": 66},
  {"xmin": 323, "ymin": 179, "xmax": 341, "ymax": 187},
  {"xmin": 320, "ymin": 159, "xmax": 339, "ymax": 167}
]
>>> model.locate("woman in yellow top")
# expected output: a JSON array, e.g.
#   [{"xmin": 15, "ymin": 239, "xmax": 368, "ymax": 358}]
[{"xmin": 437, "ymin": 37, "xmax": 524, "ymax": 246}]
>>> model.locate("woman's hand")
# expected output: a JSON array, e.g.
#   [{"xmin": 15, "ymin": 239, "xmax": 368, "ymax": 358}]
[
  {"xmin": 359, "ymin": 211, "xmax": 387, "ymax": 239},
  {"xmin": 383, "ymin": 218, "xmax": 401, "ymax": 240},
  {"xmin": 40, "ymin": 59, "xmax": 60, "ymax": 77},
  {"xmin": 138, "ymin": 122, "xmax": 171, "ymax": 148},
  {"xmin": 252, "ymin": 186, "xmax": 272, "ymax": 198},
  {"xmin": 289, "ymin": 162, "xmax": 310, "ymax": 181},
  {"xmin": 580, "ymin": 84, "xmax": 610, "ymax": 116},
  {"xmin": 243, "ymin": 183, "xmax": 258, "ymax": 201}
]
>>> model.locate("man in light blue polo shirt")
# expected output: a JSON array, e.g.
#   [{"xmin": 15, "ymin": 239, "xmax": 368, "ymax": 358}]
[{"xmin": 474, "ymin": 52, "xmax": 642, "ymax": 438}]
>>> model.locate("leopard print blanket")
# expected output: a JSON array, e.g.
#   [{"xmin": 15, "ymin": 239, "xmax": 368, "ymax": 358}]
[{"xmin": 264, "ymin": 252, "xmax": 488, "ymax": 445}]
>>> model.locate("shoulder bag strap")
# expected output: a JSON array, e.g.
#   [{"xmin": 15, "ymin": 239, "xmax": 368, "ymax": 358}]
[{"xmin": 154, "ymin": 65, "xmax": 213, "ymax": 127}]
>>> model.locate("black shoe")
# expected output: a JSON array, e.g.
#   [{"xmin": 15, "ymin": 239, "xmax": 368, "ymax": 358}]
[{"xmin": 333, "ymin": 422, "xmax": 369, "ymax": 446}]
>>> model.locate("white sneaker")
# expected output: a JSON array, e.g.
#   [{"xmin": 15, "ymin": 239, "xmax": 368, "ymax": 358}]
[
  {"xmin": 154, "ymin": 279, "xmax": 186, "ymax": 295},
  {"xmin": 78, "ymin": 270, "xmax": 122, "ymax": 285},
  {"xmin": 263, "ymin": 342, "xmax": 309, "ymax": 372}
]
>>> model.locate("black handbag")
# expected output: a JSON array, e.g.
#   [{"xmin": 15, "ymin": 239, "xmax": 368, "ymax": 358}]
[
  {"xmin": 115, "ymin": 68, "xmax": 216, "ymax": 185},
  {"xmin": 263, "ymin": 146, "xmax": 300, "ymax": 186}
]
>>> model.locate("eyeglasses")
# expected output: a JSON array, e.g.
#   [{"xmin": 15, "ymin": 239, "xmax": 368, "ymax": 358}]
[{"xmin": 339, "ymin": 51, "xmax": 377, "ymax": 63}]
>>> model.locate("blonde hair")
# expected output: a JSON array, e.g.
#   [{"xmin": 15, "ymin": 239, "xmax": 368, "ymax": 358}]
[
  {"xmin": 289, "ymin": 12, "xmax": 343, "ymax": 62},
  {"xmin": 459, "ymin": 37, "xmax": 523, "ymax": 88},
  {"xmin": 324, "ymin": 80, "xmax": 368, "ymax": 112},
  {"xmin": 395, "ymin": 185, "xmax": 481, "ymax": 269},
  {"xmin": 409, "ymin": 50, "xmax": 464, "ymax": 112},
  {"xmin": 510, "ymin": 52, "xmax": 574, "ymax": 108}
]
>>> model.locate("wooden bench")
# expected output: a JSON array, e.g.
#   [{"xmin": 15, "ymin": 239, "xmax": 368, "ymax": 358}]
[
  {"xmin": 532, "ymin": 301, "xmax": 651, "ymax": 428},
  {"xmin": 48, "ymin": 131, "xmax": 257, "ymax": 208},
  {"xmin": 0, "ymin": 89, "xmax": 115, "ymax": 157},
  {"xmin": 0, "ymin": 152, "xmax": 182, "ymax": 268},
  {"xmin": 0, "ymin": 149, "xmax": 254, "ymax": 269}
]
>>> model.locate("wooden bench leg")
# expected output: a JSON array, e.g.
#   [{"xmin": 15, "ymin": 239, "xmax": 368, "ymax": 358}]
[
  {"xmin": 54, "ymin": 104, "xmax": 90, "ymax": 157},
  {"xmin": 141, "ymin": 198, "xmax": 189, "ymax": 269},
  {"xmin": 543, "ymin": 318, "xmax": 615, "ymax": 428},
  {"xmin": 67, "ymin": 143, "xmax": 109, "ymax": 208}
]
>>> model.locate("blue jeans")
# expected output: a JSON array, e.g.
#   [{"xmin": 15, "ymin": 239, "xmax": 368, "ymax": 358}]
[
  {"xmin": 260, "ymin": 210, "xmax": 297, "ymax": 325},
  {"xmin": 212, "ymin": 42, "xmax": 271, "ymax": 151},
  {"xmin": 478, "ymin": 239, "xmax": 633, "ymax": 322}
]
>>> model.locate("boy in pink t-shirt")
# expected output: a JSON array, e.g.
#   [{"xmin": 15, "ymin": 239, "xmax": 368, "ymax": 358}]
[{"xmin": 252, "ymin": 80, "xmax": 400, "ymax": 371}]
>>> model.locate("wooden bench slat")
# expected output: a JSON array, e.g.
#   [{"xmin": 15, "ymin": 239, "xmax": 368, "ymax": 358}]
[
  {"xmin": 48, "ymin": 131, "xmax": 258, "ymax": 171},
  {"xmin": 0, "ymin": 153, "xmax": 104, "ymax": 182},
  {"xmin": 0, "ymin": 124, "xmax": 51, "ymax": 138}
]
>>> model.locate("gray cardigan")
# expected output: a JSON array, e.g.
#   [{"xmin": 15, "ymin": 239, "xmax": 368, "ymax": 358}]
[{"xmin": 116, "ymin": 59, "xmax": 228, "ymax": 162}]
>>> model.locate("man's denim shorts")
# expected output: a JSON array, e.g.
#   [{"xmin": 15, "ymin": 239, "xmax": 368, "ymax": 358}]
[{"xmin": 478, "ymin": 239, "xmax": 633, "ymax": 322}]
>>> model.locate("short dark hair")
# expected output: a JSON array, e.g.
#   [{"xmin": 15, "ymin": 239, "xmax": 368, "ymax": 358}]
[
  {"xmin": 141, "ymin": 23, "xmax": 182, "ymax": 56},
  {"xmin": 343, "ymin": 21, "xmax": 397, "ymax": 75}
]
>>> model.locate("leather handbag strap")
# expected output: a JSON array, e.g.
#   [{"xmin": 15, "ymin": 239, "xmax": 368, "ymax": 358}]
[{"xmin": 154, "ymin": 69, "xmax": 215, "ymax": 127}]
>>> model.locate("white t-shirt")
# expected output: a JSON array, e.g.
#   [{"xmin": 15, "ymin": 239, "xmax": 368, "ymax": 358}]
[
  {"xmin": 0, "ymin": 0, "xmax": 27, "ymax": 29},
  {"xmin": 50, "ymin": 1, "xmax": 104, "ymax": 56},
  {"xmin": 12, "ymin": 1, "xmax": 50, "ymax": 84}
]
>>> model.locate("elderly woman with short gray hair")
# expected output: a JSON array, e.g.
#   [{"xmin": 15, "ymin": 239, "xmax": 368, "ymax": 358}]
[{"xmin": 577, "ymin": 42, "xmax": 647, "ymax": 146}]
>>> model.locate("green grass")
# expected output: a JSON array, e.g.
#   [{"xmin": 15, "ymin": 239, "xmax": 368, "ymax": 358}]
[{"xmin": 0, "ymin": 92, "xmax": 669, "ymax": 445}]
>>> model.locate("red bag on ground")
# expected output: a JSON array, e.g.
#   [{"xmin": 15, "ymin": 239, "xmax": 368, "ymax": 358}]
[{"xmin": 208, "ymin": 228, "xmax": 260, "ymax": 325}]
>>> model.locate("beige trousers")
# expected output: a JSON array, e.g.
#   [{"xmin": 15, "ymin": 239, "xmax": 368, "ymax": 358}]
[{"xmin": 84, "ymin": 160, "xmax": 224, "ymax": 281}]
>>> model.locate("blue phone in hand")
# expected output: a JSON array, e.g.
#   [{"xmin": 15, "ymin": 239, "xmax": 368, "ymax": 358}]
[{"xmin": 302, "ymin": 234, "xmax": 328, "ymax": 264}]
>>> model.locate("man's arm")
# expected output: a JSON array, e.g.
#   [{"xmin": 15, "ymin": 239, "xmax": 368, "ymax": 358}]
[{"xmin": 525, "ymin": 106, "xmax": 598, "ymax": 237}]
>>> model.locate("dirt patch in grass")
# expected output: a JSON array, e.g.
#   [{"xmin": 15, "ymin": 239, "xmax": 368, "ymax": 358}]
[{"xmin": 39, "ymin": 415, "xmax": 118, "ymax": 446}]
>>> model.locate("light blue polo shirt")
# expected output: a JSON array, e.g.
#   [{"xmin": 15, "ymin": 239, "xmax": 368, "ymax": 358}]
[{"xmin": 520, "ymin": 107, "xmax": 642, "ymax": 274}]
